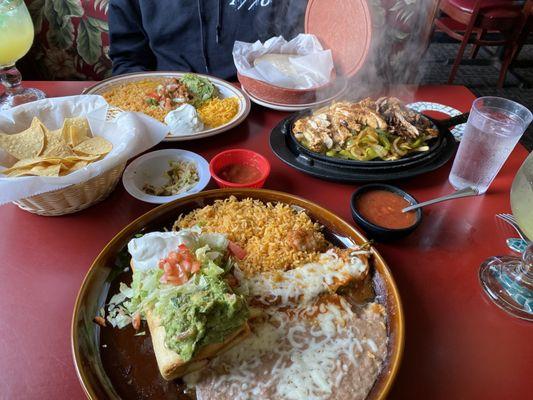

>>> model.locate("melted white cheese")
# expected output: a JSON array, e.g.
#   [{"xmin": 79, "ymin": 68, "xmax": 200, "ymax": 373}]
[
  {"xmin": 189, "ymin": 299, "xmax": 385, "ymax": 400},
  {"xmin": 235, "ymin": 249, "xmax": 367, "ymax": 306}
]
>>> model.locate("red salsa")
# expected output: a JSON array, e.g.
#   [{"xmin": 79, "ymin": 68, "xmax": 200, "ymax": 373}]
[
  {"xmin": 356, "ymin": 190, "xmax": 417, "ymax": 229},
  {"xmin": 218, "ymin": 163, "xmax": 262, "ymax": 184}
]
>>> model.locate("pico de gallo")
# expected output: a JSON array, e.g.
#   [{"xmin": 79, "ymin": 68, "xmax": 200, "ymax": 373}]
[{"xmin": 144, "ymin": 78, "xmax": 192, "ymax": 110}]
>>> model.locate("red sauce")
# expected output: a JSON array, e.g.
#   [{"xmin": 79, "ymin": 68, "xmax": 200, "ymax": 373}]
[
  {"xmin": 356, "ymin": 190, "xmax": 417, "ymax": 229},
  {"xmin": 218, "ymin": 164, "xmax": 262, "ymax": 184}
]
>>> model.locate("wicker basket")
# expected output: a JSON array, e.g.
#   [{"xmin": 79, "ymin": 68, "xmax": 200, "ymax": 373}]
[{"xmin": 13, "ymin": 162, "xmax": 126, "ymax": 216}]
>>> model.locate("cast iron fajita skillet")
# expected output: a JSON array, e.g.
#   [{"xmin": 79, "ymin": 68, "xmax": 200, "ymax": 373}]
[
  {"xmin": 281, "ymin": 109, "xmax": 469, "ymax": 171},
  {"xmin": 269, "ymin": 113, "xmax": 466, "ymax": 182}
]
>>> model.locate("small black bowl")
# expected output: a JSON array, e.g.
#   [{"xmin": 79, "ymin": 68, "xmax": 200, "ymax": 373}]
[{"xmin": 350, "ymin": 184, "xmax": 423, "ymax": 241}]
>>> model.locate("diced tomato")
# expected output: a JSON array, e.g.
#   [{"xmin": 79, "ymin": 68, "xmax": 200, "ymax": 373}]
[
  {"xmin": 158, "ymin": 243, "xmax": 201, "ymax": 286},
  {"xmin": 191, "ymin": 261, "xmax": 201, "ymax": 274},
  {"xmin": 163, "ymin": 262, "xmax": 177, "ymax": 276},
  {"xmin": 132, "ymin": 313, "xmax": 141, "ymax": 330},
  {"xmin": 228, "ymin": 241, "xmax": 247, "ymax": 260},
  {"xmin": 167, "ymin": 251, "xmax": 179, "ymax": 263},
  {"xmin": 181, "ymin": 259, "xmax": 192, "ymax": 273}
]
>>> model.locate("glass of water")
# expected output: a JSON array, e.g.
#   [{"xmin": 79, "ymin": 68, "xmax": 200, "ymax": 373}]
[{"xmin": 449, "ymin": 97, "xmax": 532, "ymax": 194}]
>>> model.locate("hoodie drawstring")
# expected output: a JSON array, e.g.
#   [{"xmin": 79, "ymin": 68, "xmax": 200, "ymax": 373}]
[
  {"xmin": 197, "ymin": 0, "xmax": 209, "ymax": 74},
  {"xmin": 216, "ymin": 0, "xmax": 222, "ymax": 44}
]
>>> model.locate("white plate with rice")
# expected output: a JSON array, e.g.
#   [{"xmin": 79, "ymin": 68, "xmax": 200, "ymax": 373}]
[
  {"xmin": 122, "ymin": 149, "xmax": 210, "ymax": 204},
  {"xmin": 83, "ymin": 71, "xmax": 251, "ymax": 142}
]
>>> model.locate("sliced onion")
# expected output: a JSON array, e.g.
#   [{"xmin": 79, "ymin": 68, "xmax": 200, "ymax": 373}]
[
  {"xmin": 371, "ymin": 144, "xmax": 388, "ymax": 159},
  {"xmin": 392, "ymin": 137, "xmax": 408, "ymax": 157}
]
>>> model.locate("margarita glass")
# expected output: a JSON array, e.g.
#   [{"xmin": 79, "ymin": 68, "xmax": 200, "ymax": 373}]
[
  {"xmin": 0, "ymin": 0, "xmax": 45, "ymax": 110},
  {"xmin": 480, "ymin": 151, "xmax": 533, "ymax": 321}
]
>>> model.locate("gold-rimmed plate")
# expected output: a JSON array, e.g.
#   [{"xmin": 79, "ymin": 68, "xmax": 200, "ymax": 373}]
[
  {"xmin": 71, "ymin": 188, "xmax": 404, "ymax": 399},
  {"xmin": 83, "ymin": 72, "xmax": 251, "ymax": 142}
]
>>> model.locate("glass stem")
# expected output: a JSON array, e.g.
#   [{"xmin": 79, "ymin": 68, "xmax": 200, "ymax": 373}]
[
  {"xmin": 521, "ymin": 243, "xmax": 533, "ymax": 282},
  {"xmin": 0, "ymin": 65, "xmax": 24, "ymax": 96}
]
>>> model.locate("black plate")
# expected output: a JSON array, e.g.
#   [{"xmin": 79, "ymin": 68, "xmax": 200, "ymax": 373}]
[
  {"xmin": 270, "ymin": 118, "xmax": 459, "ymax": 183},
  {"xmin": 284, "ymin": 110, "xmax": 445, "ymax": 168}
]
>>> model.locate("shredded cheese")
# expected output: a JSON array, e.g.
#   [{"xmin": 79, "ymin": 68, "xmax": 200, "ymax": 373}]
[{"xmin": 197, "ymin": 97, "xmax": 239, "ymax": 127}]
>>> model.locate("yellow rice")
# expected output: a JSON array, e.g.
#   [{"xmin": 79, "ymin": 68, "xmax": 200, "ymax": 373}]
[
  {"xmin": 197, "ymin": 97, "xmax": 239, "ymax": 128},
  {"xmin": 174, "ymin": 196, "xmax": 326, "ymax": 275},
  {"xmin": 102, "ymin": 79, "xmax": 168, "ymax": 122}
]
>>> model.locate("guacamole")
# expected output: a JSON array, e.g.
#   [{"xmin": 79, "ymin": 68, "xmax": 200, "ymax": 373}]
[
  {"xmin": 157, "ymin": 273, "xmax": 248, "ymax": 360},
  {"xmin": 180, "ymin": 73, "xmax": 218, "ymax": 108}
]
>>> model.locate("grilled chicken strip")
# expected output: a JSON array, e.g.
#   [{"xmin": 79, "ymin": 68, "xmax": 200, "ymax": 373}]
[{"xmin": 292, "ymin": 97, "xmax": 439, "ymax": 156}]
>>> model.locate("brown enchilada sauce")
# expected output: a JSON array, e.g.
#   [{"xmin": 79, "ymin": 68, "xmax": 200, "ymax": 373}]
[
  {"xmin": 98, "ymin": 242, "xmax": 380, "ymax": 399},
  {"xmin": 100, "ymin": 275, "xmax": 194, "ymax": 400}
]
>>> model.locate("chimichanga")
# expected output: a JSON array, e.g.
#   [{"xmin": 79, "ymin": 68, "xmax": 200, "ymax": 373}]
[
  {"xmin": 131, "ymin": 258, "xmax": 250, "ymax": 381},
  {"xmin": 146, "ymin": 309, "xmax": 250, "ymax": 380}
]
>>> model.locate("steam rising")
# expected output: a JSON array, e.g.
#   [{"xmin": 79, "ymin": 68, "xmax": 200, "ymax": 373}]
[
  {"xmin": 251, "ymin": 0, "xmax": 437, "ymax": 103},
  {"xmin": 345, "ymin": 0, "xmax": 437, "ymax": 101}
]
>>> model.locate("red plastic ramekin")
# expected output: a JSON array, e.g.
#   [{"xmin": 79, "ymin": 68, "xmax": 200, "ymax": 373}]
[{"xmin": 209, "ymin": 149, "xmax": 271, "ymax": 188}]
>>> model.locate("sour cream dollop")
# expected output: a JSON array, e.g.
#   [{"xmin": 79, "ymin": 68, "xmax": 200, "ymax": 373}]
[
  {"xmin": 164, "ymin": 104, "xmax": 204, "ymax": 136},
  {"xmin": 128, "ymin": 231, "xmax": 199, "ymax": 271},
  {"xmin": 127, "ymin": 229, "xmax": 229, "ymax": 271}
]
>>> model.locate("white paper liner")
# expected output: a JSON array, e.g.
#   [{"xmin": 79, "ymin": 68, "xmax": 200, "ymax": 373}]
[
  {"xmin": 0, "ymin": 95, "xmax": 168, "ymax": 205},
  {"xmin": 233, "ymin": 34, "xmax": 334, "ymax": 90}
]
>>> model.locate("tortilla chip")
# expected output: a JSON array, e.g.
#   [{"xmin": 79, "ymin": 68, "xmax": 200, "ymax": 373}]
[
  {"xmin": 6, "ymin": 156, "xmax": 62, "ymax": 170},
  {"xmin": 63, "ymin": 154, "xmax": 101, "ymax": 162},
  {"xmin": 73, "ymin": 136, "xmax": 113, "ymax": 156},
  {"xmin": 6, "ymin": 163, "xmax": 61, "ymax": 177},
  {"xmin": 2, "ymin": 153, "xmax": 100, "ymax": 173},
  {"xmin": 62, "ymin": 117, "xmax": 90, "ymax": 147},
  {"xmin": 42, "ymin": 129, "xmax": 75, "ymax": 158},
  {"xmin": 0, "ymin": 117, "xmax": 45, "ymax": 159},
  {"xmin": 61, "ymin": 160, "xmax": 89, "ymax": 175},
  {"xmin": 2, "ymin": 116, "xmax": 110, "ymax": 178}
]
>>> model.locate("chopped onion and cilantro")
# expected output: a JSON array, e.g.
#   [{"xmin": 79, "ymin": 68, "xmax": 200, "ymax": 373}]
[{"xmin": 143, "ymin": 160, "xmax": 199, "ymax": 197}]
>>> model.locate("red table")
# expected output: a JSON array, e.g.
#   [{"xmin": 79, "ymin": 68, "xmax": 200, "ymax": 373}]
[{"xmin": 0, "ymin": 82, "xmax": 530, "ymax": 400}]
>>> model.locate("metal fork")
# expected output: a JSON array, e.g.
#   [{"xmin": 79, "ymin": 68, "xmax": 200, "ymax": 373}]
[{"xmin": 496, "ymin": 213, "xmax": 530, "ymax": 242}]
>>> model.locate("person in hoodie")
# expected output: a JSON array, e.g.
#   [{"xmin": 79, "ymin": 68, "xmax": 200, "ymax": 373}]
[{"xmin": 108, "ymin": 0, "xmax": 307, "ymax": 80}]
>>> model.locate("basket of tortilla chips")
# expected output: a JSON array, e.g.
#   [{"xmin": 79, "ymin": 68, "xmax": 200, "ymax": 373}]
[{"xmin": 0, "ymin": 95, "xmax": 168, "ymax": 216}]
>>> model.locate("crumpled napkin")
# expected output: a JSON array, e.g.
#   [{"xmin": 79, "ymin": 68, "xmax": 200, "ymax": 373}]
[
  {"xmin": 233, "ymin": 34, "xmax": 334, "ymax": 89},
  {"xmin": 0, "ymin": 95, "xmax": 168, "ymax": 205}
]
